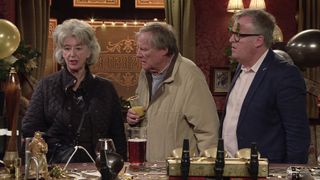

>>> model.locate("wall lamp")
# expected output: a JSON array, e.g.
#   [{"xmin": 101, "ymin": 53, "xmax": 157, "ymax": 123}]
[{"xmin": 227, "ymin": 0, "xmax": 266, "ymax": 13}]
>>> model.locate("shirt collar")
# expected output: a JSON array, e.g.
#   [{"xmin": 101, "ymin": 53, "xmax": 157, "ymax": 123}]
[
  {"xmin": 154, "ymin": 54, "xmax": 174, "ymax": 76},
  {"xmin": 62, "ymin": 66, "xmax": 94, "ymax": 93},
  {"xmin": 241, "ymin": 49, "xmax": 269, "ymax": 73}
]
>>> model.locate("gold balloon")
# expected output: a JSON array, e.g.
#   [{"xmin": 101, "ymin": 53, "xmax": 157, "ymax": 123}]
[{"xmin": 0, "ymin": 19, "xmax": 21, "ymax": 59}]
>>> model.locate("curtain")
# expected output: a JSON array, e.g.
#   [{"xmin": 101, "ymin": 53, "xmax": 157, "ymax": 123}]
[
  {"xmin": 16, "ymin": 0, "xmax": 50, "ymax": 82},
  {"xmin": 165, "ymin": 0, "xmax": 195, "ymax": 61},
  {"xmin": 298, "ymin": 0, "xmax": 320, "ymax": 119},
  {"xmin": 15, "ymin": 0, "xmax": 50, "ymax": 100}
]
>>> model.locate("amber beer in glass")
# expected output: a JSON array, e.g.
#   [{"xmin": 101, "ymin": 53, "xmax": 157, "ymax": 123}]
[
  {"xmin": 127, "ymin": 127, "xmax": 147, "ymax": 166},
  {"xmin": 127, "ymin": 95, "xmax": 145, "ymax": 119}
]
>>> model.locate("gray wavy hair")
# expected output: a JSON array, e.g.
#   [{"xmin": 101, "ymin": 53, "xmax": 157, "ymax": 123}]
[
  {"xmin": 136, "ymin": 22, "xmax": 179, "ymax": 56},
  {"xmin": 52, "ymin": 19, "xmax": 101, "ymax": 65}
]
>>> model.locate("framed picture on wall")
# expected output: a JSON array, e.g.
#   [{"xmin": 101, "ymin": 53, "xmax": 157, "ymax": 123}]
[
  {"xmin": 135, "ymin": 0, "xmax": 164, "ymax": 9},
  {"xmin": 73, "ymin": 0, "xmax": 120, "ymax": 8},
  {"xmin": 210, "ymin": 67, "xmax": 232, "ymax": 96}
]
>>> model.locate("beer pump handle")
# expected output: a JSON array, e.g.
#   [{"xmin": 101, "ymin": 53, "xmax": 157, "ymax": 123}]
[
  {"xmin": 181, "ymin": 139, "xmax": 190, "ymax": 180},
  {"xmin": 214, "ymin": 138, "xmax": 225, "ymax": 180},
  {"xmin": 249, "ymin": 142, "xmax": 259, "ymax": 180}
]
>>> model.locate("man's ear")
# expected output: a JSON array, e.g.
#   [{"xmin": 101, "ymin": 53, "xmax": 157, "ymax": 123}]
[
  {"xmin": 255, "ymin": 35, "xmax": 265, "ymax": 48},
  {"xmin": 161, "ymin": 48, "xmax": 169, "ymax": 56}
]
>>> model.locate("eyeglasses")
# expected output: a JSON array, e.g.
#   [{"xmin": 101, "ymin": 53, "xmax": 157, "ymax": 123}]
[{"xmin": 229, "ymin": 30, "xmax": 261, "ymax": 42}]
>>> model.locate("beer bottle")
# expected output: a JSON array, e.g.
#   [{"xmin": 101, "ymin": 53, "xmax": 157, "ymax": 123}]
[{"xmin": 3, "ymin": 67, "xmax": 21, "ymax": 173}]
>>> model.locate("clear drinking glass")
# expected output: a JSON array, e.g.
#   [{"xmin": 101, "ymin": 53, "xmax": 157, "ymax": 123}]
[
  {"xmin": 127, "ymin": 127, "xmax": 147, "ymax": 166},
  {"xmin": 96, "ymin": 138, "xmax": 116, "ymax": 156},
  {"xmin": 24, "ymin": 137, "xmax": 32, "ymax": 174},
  {"xmin": 95, "ymin": 138, "xmax": 116, "ymax": 171},
  {"xmin": 127, "ymin": 95, "xmax": 145, "ymax": 119}
]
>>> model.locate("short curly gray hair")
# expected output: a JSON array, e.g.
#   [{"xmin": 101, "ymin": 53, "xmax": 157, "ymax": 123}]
[{"xmin": 52, "ymin": 19, "xmax": 101, "ymax": 66}]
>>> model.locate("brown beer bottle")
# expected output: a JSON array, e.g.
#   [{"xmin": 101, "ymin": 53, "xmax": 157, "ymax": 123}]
[{"xmin": 3, "ymin": 67, "xmax": 21, "ymax": 173}]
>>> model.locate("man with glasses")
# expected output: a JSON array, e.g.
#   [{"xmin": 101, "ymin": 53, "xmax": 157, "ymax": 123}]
[{"xmin": 222, "ymin": 9, "xmax": 310, "ymax": 163}]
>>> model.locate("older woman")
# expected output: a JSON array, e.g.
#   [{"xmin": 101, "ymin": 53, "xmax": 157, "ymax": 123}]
[{"xmin": 22, "ymin": 19, "xmax": 127, "ymax": 163}]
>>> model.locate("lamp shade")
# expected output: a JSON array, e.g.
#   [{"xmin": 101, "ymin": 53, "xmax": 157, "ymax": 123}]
[
  {"xmin": 227, "ymin": 0, "xmax": 244, "ymax": 13},
  {"xmin": 249, "ymin": 0, "xmax": 266, "ymax": 10}
]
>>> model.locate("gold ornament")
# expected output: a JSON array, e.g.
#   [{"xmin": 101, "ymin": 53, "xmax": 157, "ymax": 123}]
[{"xmin": 28, "ymin": 131, "xmax": 49, "ymax": 178}]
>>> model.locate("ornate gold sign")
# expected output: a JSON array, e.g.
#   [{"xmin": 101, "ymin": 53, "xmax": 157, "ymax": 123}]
[
  {"xmin": 73, "ymin": 0, "xmax": 120, "ymax": 8},
  {"xmin": 90, "ymin": 21, "xmax": 144, "ymax": 98},
  {"xmin": 135, "ymin": 0, "xmax": 164, "ymax": 9}
]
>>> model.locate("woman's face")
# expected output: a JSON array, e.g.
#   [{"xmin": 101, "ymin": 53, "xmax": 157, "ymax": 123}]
[{"xmin": 62, "ymin": 36, "xmax": 91, "ymax": 73}]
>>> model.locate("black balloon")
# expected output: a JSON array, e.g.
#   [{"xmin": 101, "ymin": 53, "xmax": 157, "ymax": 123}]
[{"xmin": 286, "ymin": 29, "xmax": 320, "ymax": 67}]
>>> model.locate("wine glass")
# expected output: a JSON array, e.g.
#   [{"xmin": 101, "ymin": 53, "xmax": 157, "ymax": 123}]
[
  {"xmin": 95, "ymin": 138, "xmax": 124, "ymax": 179},
  {"xmin": 96, "ymin": 138, "xmax": 116, "ymax": 156},
  {"xmin": 95, "ymin": 138, "xmax": 116, "ymax": 169}
]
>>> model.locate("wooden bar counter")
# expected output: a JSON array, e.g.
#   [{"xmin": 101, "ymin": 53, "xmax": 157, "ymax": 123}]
[{"xmin": 1, "ymin": 162, "xmax": 320, "ymax": 179}]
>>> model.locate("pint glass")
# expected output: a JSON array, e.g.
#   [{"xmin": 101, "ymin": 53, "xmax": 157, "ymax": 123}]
[{"xmin": 127, "ymin": 127, "xmax": 147, "ymax": 166}]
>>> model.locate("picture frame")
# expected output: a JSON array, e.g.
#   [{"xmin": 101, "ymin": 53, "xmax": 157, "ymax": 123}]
[
  {"xmin": 73, "ymin": 0, "xmax": 120, "ymax": 8},
  {"xmin": 135, "ymin": 0, "xmax": 164, "ymax": 9},
  {"xmin": 210, "ymin": 67, "xmax": 232, "ymax": 96}
]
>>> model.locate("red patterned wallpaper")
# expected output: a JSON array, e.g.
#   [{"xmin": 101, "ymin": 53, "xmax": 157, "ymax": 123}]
[
  {"xmin": 0, "ymin": 0, "xmax": 15, "ymax": 22},
  {"xmin": 194, "ymin": 0, "xmax": 298, "ymax": 110}
]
